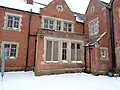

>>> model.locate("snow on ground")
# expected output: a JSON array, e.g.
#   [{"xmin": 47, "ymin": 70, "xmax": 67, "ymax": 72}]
[{"xmin": 0, "ymin": 71, "xmax": 120, "ymax": 90}]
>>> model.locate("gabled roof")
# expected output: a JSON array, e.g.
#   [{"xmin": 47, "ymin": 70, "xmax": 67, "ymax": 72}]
[{"xmin": 0, "ymin": 0, "xmax": 85, "ymax": 22}]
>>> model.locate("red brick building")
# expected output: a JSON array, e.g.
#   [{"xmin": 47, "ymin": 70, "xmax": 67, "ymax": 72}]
[
  {"xmin": 0, "ymin": 0, "xmax": 86, "ymax": 75},
  {"xmin": 113, "ymin": 0, "xmax": 120, "ymax": 68},
  {"xmin": 0, "ymin": 5, "xmax": 40, "ymax": 70},
  {"xmin": 0, "ymin": 0, "xmax": 119, "ymax": 75},
  {"xmin": 35, "ymin": 0, "xmax": 86, "ymax": 75},
  {"xmin": 84, "ymin": 0, "xmax": 112, "ymax": 74}
]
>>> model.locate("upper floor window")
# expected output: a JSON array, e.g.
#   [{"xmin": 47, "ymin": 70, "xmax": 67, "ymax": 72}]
[
  {"xmin": 89, "ymin": 18, "xmax": 99, "ymax": 36},
  {"xmin": 63, "ymin": 22, "xmax": 72, "ymax": 32},
  {"xmin": 4, "ymin": 13, "xmax": 22, "ymax": 31},
  {"xmin": 42, "ymin": 16, "xmax": 74, "ymax": 33},
  {"xmin": 44, "ymin": 18, "xmax": 54, "ymax": 30},
  {"xmin": 1, "ymin": 42, "xmax": 19, "ymax": 59},
  {"xmin": 56, "ymin": 20, "xmax": 61, "ymax": 31}
]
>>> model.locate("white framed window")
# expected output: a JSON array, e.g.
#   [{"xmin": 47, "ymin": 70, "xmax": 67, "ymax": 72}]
[
  {"xmin": 89, "ymin": 18, "xmax": 99, "ymax": 36},
  {"xmin": 71, "ymin": 43, "xmax": 82, "ymax": 63},
  {"xmin": 62, "ymin": 42, "xmax": 68, "ymax": 61},
  {"xmin": 56, "ymin": 20, "xmax": 62, "ymax": 31},
  {"xmin": 46, "ymin": 40, "xmax": 59, "ymax": 63},
  {"xmin": 1, "ymin": 42, "xmax": 19, "ymax": 59},
  {"xmin": 43, "ymin": 18, "xmax": 55, "ymax": 30},
  {"xmin": 42, "ymin": 16, "xmax": 74, "ymax": 33},
  {"xmin": 63, "ymin": 22, "xmax": 72, "ymax": 32},
  {"xmin": 44, "ymin": 37, "xmax": 84, "ymax": 64},
  {"xmin": 4, "ymin": 13, "xmax": 22, "ymax": 31},
  {"xmin": 100, "ymin": 47, "xmax": 108, "ymax": 59}
]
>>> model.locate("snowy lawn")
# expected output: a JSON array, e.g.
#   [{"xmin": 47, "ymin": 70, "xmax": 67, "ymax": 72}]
[{"xmin": 0, "ymin": 71, "xmax": 120, "ymax": 90}]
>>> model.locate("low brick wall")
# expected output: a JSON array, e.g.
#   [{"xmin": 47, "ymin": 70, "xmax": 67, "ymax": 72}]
[{"xmin": 34, "ymin": 67, "xmax": 84, "ymax": 76}]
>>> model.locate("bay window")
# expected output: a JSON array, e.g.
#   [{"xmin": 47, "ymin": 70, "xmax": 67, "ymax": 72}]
[{"xmin": 45, "ymin": 37, "xmax": 84, "ymax": 63}]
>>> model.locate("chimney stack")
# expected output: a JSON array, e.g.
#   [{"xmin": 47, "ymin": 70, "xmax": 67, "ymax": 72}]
[{"xmin": 27, "ymin": 0, "xmax": 33, "ymax": 4}]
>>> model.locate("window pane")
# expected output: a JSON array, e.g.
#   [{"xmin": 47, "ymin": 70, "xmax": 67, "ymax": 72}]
[
  {"xmin": 68, "ymin": 23, "xmax": 72, "ymax": 32},
  {"xmin": 77, "ymin": 49, "xmax": 81, "ymax": 61},
  {"xmin": 7, "ymin": 15, "xmax": 13, "ymax": 28},
  {"xmin": 44, "ymin": 19, "xmax": 49, "ymax": 28},
  {"xmin": 77, "ymin": 43, "xmax": 81, "ymax": 61},
  {"xmin": 63, "ymin": 22, "xmax": 67, "ymax": 31},
  {"xmin": 71, "ymin": 43, "xmax": 75, "ymax": 61},
  {"xmin": 62, "ymin": 49, "xmax": 67, "ymax": 60},
  {"xmin": 62, "ymin": 42, "xmax": 67, "ymax": 60},
  {"xmin": 56, "ymin": 20, "xmax": 61, "ymax": 31},
  {"xmin": 10, "ymin": 44, "xmax": 17, "ymax": 57},
  {"xmin": 77, "ymin": 44, "xmax": 80, "ymax": 49},
  {"xmin": 46, "ymin": 41, "xmax": 52, "ymax": 61},
  {"xmin": 63, "ymin": 43, "xmax": 67, "ymax": 48},
  {"xmin": 14, "ymin": 16, "xmax": 20, "ymax": 29},
  {"xmin": 49, "ymin": 20, "xmax": 54, "ymax": 30},
  {"xmin": 4, "ymin": 44, "xmax": 10, "ymax": 57},
  {"xmin": 53, "ymin": 41, "xmax": 58, "ymax": 61},
  {"xmin": 101, "ymin": 49, "xmax": 107, "ymax": 57},
  {"xmin": 11, "ymin": 44, "xmax": 17, "ymax": 48},
  {"xmin": 71, "ymin": 43, "xmax": 75, "ymax": 49}
]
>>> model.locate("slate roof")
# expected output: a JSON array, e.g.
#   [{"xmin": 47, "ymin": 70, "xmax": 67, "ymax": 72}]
[{"xmin": 73, "ymin": 12, "xmax": 85, "ymax": 23}]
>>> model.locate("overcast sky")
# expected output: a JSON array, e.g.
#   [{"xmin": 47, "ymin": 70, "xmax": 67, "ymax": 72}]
[
  {"xmin": 0, "ymin": 0, "xmax": 110, "ymax": 14},
  {"xmin": 35, "ymin": 0, "xmax": 110, "ymax": 14}
]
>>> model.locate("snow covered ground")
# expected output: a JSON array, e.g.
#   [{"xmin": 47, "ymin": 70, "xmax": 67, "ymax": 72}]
[{"xmin": 0, "ymin": 71, "xmax": 120, "ymax": 90}]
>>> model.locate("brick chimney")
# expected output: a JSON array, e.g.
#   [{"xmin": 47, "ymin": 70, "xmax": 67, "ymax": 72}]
[{"xmin": 27, "ymin": 0, "xmax": 33, "ymax": 4}]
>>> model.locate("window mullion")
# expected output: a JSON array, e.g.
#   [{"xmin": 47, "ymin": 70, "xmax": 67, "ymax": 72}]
[
  {"xmin": 9, "ymin": 44, "xmax": 12, "ymax": 57},
  {"xmin": 51, "ymin": 41, "xmax": 54, "ymax": 62},
  {"xmin": 67, "ymin": 23, "xmax": 68, "ymax": 32},
  {"xmin": 61, "ymin": 21, "xmax": 63, "ymax": 32},
  {"xmin": 75, "ymin": 43, "xmax": 77, "ymax": 62},
  {"xmin": 48, "ymin": 19, "xmax": 50, "ymax": 29},
  {"xmin": 13, "ymin": 16, "xmax": 15, "ymax": 29},
  {"xmin": 55, "ymin": 20, "xmax": 57, "ymax": 31}
]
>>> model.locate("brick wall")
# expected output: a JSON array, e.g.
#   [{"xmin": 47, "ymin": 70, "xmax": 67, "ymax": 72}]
[
  {"xmin": 0, "ymin": 6, "xmax": 40, "ymax": 70},
  {"xmin": 113, "ymin": 0, "xmax": 120, "ymax": 67}
]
